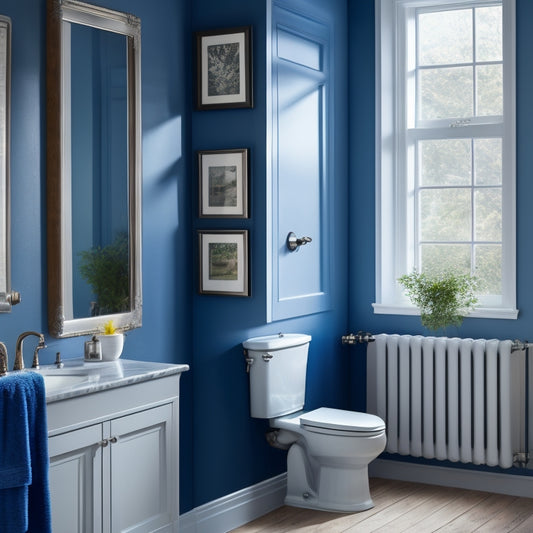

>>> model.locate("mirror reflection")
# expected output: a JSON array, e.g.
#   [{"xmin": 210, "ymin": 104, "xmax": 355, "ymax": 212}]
[
  {"xmin": 70, "ymin": 25, "xmax": 129, "ymax": 319},
  {"xmin": 47, "ymin": 0, "xmax": 142, "ymax": 338}
]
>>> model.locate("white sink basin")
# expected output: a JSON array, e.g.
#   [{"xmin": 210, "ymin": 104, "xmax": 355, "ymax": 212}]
[
  {"xmin": 34, "ymin": 366, "xmax": 101, "ymax": 395},
  {"xmin": 41, "ymin": 373, "xmax": 90, "ymax": 393}
]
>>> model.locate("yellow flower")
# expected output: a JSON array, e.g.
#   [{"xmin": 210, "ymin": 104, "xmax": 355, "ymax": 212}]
[{"xmin": 102, "ymin": 320, "xmax": 117, "ymax": 335}]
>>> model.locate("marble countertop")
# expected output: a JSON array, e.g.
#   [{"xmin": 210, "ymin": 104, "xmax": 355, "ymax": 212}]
[{"xmin": 32, "ymin": 358, "xmax": 190, "ymax": 403}]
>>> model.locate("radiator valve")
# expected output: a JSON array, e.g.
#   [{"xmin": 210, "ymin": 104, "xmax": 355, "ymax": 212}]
[
  {"xmin": 341, "ymin": 331, "xmax": 375, "ymax": 345},
  {"xmin": 513, "ymin": 452, "xmax": 529, "ymax": 468}
]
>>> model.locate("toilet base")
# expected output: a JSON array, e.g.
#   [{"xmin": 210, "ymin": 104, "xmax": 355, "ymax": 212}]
[
  {"xmin": 284, "ymin": 442, "xmax": 375, "ymax": 513},
  {"xmin": 285, "ymin": 489, "xmax": 373, "ymax": 513}
]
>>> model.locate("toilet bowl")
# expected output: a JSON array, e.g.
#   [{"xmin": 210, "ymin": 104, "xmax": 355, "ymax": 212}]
[
  {"xmin": 269, "ymin": 407, "xmax": 386, "ymax": 512},
  {"xmin": 243, "ymin": 333, "xmax": 387, "ymax": 513}
]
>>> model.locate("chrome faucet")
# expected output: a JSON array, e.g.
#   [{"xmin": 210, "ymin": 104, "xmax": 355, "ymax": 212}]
[
  {"xmin": 0, "ymin": 342, "xmax": 7, "ymax": 376},
  {"xmin": 13, "ymin": 331, "xmax": 46, "ymax": 371}
]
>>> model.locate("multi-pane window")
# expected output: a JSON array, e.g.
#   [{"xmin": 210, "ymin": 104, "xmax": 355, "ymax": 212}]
[{"xmin": 375, "ymin": 0, "xmax": 516, "ymax": 316}]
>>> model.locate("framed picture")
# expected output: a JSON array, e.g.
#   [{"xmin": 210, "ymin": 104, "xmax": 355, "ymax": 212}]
[
  {"xmin": 198, "ymin": 148, "xmax": 249, "ymax": 218},
  {"xmin": 196, "ymin": 26, "xmax": 252, "ymax": 110},
  {"xmin": 198, "ymin": 230, "xmax": 249, "ymax": 296}
]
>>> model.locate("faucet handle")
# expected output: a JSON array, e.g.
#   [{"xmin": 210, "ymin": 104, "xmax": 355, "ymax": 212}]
[
  {"xmin": 54, "ymin": 352, "xmax": 64, "ymax": 369},
  {"xmin": 31, "ymin": 338, "xmax": 47, "ymax": 370}
]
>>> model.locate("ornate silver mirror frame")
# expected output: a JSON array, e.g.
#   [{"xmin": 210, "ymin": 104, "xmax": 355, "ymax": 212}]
[
  {"xmin": 46, "ymin": 0, "xmax": 142, "ymax": 337},
  {"xmin": 0, "ymin": 16, "xmax": 19, "ymax": 312}
]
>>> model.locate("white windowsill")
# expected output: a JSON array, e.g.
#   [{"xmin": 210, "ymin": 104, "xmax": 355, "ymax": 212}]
[{"xmin": 372, "ymin": 303, "xmax": 519, "ymax": 321}]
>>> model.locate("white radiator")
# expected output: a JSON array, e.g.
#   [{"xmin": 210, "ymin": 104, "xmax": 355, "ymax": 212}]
[{"xmin": 367, "ymin": 334, "xmax": 526, "ymax": 469}]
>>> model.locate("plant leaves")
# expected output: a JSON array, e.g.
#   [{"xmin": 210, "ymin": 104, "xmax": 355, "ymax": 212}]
[
  {"xmin": 398, "ymin": 270, "xmax": 479, "ymax": 331},
  {"xmin": 78, "ymin": 232, "xmax": 129, "ymax": 315}
]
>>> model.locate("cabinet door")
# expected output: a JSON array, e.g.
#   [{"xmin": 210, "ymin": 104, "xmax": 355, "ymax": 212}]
[
  {"xmin": 48, "ymin": 424, "xmax": 103, "ymax": 533},
  {"xmin": 108, "ymin": 403, "xmax": 175, "ymax": 533},
  {"xmin": 269, "ymin": 4, "xmax": 332, "ymax": 321}
]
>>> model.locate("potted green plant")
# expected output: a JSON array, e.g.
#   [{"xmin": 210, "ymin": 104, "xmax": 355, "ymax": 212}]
[{"xmin": 398, "ymin": 270, "xmax": 479, "ymax": 332}]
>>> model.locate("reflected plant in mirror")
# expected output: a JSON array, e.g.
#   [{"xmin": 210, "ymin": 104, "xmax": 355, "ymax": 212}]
[{"xmin": 78, "ymin": 232, "xmax": 129, "ymax": 317}]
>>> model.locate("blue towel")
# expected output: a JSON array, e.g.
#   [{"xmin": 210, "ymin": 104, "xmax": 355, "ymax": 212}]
[{"xmin": 0, "ymin": 372, "xmax": 51, "ymax": 533}]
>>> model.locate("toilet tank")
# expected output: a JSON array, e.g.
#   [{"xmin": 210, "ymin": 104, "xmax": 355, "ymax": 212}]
[{"xmin": 243, "ymin": 333, "xmax": 312, "ymax": 419}]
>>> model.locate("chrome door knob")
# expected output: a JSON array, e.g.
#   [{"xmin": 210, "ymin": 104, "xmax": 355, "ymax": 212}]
[{"xmin": 287, "ymin": 232, "xmax": 312, "ymax": 251}]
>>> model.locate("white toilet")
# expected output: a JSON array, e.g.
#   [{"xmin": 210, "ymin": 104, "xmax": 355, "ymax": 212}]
[{"xmin": 243, "ymin": 333, "xmax": 386, "ymax": 513}]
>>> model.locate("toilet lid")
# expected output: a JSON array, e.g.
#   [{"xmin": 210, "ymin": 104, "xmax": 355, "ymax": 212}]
[{"xmin": 300, "ymin": 407, "xmax": 385, "ymax": 433}]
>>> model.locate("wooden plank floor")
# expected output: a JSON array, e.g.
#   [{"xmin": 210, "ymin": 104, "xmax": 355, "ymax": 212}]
[{"xmin": 230, "ymin": 478, "xmax": 533, "ymax": 532}]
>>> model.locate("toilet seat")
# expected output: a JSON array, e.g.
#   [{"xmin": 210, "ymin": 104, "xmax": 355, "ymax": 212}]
[{"xmin": 300, "ymin": 407, "xmax": 385, "ymax": 437}]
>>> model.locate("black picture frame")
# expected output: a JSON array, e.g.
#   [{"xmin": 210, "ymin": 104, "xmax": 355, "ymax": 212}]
[
  {"xmin": 198, "ymin": 230, "xmax": 250, "ymax": 296},
  {"xmin": 196, "ymin": 26, "xmax": 253, "ymax": 110},
  {"xmin": 198, "ymin": 148, "xmax": 249, "ymax": 218}
]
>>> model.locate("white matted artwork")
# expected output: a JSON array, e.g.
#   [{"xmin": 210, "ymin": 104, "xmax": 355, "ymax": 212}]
[
  {"xmin": 196, "ymin": 26, "xmax": 252, "ymax": 109},
  {"xmin": 198, "ymin": 149, "xmax": 248, "ymax": 218},
  {"xmin": 198, "ymin": 230, "xmax": 249, "ymax": 296}
]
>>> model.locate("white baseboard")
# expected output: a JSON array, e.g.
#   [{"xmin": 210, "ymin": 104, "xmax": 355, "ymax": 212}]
[
  {"xmin": 179, "ymin": 473, "xmax": 287, "ymax": 533},
  {"xmin": 369, "ymin": 458, "xmax": 533, "ymax": 498}
]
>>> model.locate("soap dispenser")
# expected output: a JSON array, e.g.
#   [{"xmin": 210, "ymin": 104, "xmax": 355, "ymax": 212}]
[{"xmin": 84, "ymin": 335, "xmax": 102, "ymax": 362}]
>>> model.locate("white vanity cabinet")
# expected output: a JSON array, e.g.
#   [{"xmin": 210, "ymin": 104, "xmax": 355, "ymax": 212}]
[{"xmin": 46, "ymin": 371, "xmax": 183, "ymax": 533}]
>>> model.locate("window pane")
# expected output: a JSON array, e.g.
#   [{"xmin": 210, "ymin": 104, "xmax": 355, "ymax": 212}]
[
  {"xmin": 476, "ymin": 64, "xmax": 502, "ymax": 116},
  {"xmin": 474, "ymin": 139, "xmax": 502, "ymax": 185},
  {"xmin": 420, "ymin": 189, "xmax": 471, "ymax": 241},
  {"xmin": 420, "ymin": 139, "xmax": 471, "ymax": 186},
  {"xmin": 420, "ymin": 244, "xmax": 471, "ymax": 276},
  {"xmin": 476, "ymin": 6, "xmax": 502, "ymax": 62},
  {"xmin": 475, "ymin": 188, "xmax": 501, "ymax": 241},
  {"xmin": 419, "ymin": 67, "xmax": 473, "ymax": 120},
  {"xmin": 418, "ymin": 9, "xmax": 472, "ymax": 66},
  {"xmin": 475, "ymin": 244, "xmax": 502, "ymax": 294}
]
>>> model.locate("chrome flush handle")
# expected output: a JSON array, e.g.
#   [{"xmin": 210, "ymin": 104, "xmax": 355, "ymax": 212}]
[{"xmin": 243, "ymin": 349, "xmax": 254, "ymax": 373}]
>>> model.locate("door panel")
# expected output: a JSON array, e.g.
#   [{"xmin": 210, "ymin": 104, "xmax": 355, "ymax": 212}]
[
  {"xmin": 49, "ymin": 424, "xmax": 102, "ymax": 533},
  {"xmin": 270, "ymin": 5, "xmax": 332, "ymax": 321},
  {"xmin": 109, "ymin": 404, "xmax": 173, "ymax": 533}
]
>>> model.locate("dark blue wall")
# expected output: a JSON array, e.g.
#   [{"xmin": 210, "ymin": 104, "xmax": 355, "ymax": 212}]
[
  {"xmin": 1, "ymin": 0, "xmax": 349, "ymax": 515},
  {"xmin": 191, "ymin": 0, "xmax": 349, "ymax": 508}
]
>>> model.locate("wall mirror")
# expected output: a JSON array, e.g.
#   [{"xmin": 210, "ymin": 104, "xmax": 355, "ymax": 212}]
[
  {"xmin": 0, "ymin": 15, "xmax": 19, "ymax": 312},
  {"xmin": 46, "ymin": 0, "xmax": 142, "ymax": 337}
]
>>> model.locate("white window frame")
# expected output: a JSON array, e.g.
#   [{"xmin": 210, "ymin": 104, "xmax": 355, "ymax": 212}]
[{"xmin": 374, "ymin": 0, "xmax": 517, "ymax": 319}]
